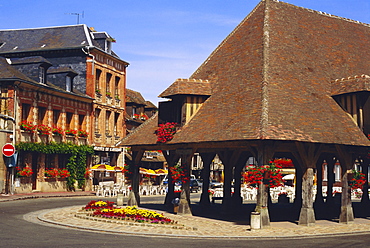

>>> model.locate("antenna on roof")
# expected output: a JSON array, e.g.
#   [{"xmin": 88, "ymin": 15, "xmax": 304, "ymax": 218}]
[{"xmin": 65, "ymin": 11, "xmax": 84, "ymax": 24}]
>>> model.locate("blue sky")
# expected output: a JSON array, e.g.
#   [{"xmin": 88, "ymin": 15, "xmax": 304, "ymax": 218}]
[{"xmin": 1, "ymin": 0, "xmax": 369, "ymax": 105}]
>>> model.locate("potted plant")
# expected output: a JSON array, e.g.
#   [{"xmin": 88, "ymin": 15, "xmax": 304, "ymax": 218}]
[
  {"xmin": 52, "ymin": 126, "xmax": 64, "ymax": 136},
  {"xmin": 45, "ymin": 168, "xmax": 59, "ymax": 178},
  {"xmin": 16, "ymin": 165, "xmax": 33, "ymax": 177},
  {"xmin": 36, "ymin": 124, "xmax": 51, "ymax": 135},
  {"xmin": 65, "ymin": 129, "xmax": 77, "ymax": 137},
  {"xmin": 106, "ymin": 91, "xmax": 112, "ymax": 98},
  {"xmin": 78, "ymin": 129, "xmax": 88, "ymax": 138},
  {"xmin": 19, "ymin": 120, "xmax": 36, "ymax": 133}
]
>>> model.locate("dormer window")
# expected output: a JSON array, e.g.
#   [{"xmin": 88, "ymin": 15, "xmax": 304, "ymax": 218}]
[
  {"xmin": 66, "ymin": 76, "xmax": 72, "ymax": 92},
  {"xmin": 39, "ymin": 66, "xmax": 45, "ymax": 84}
]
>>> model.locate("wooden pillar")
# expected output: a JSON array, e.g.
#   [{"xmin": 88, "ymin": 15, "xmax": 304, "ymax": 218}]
[
  {"xmin": 199, "ymin": 152, "xmax": 215, "ymax": 208},
  {"xmin": 314, "ymin": 157, "xmax": 325, "ymax": 207},
  {"xmin": 254, "ymin": 142, "xmax": 275, "ymax": 228},
  {"xmin": 336, "ymin": 145, "xmax": 354, "ymax": 224},
  {"xmin": 163, "ymin": 150, "xmax": 180, "ymax": 208},
  {"xmin": 176, "ymin": 149, "xmax": 193, "ymax": 216},
  {"xmin": 298, "ymin": 167, "xmax": 315, "ymax": 226},
  {"xmin": 360, "ymin": 158, "xmax": 370, "ymax": 205},
  {"xmin": 295, "ymin": 142, "xmax": 322, "ymax": 226},
  {"xmin": 326, "ymin": 157, "xmax": 336, "ymax": 206},
  {"xmin": 127, "ymin": 149, "xmax": 144, "ymax": 206},
  {"xmin": 218, "ymin": 150, "xmax": 242, "ymax": 213},
  {"xmin": 232, "ymin": 154, "xmax": 249, "ymax": 207}
]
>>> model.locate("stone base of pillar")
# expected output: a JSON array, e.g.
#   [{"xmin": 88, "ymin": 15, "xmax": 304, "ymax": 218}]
[
  {"xmin": 298, "ymin": 207, "xmax": 315, "ymax": 226},
  {"xmin": 178, "ymin": 198, "xmax": 192, "ymax": 216},
  {"xmin": 339, "ymin": 206, "xmax": 354, "ymax": 223},
  {"xmin": 178, "ymin": 191, "xmax": 192, "ymax": 216},
  {"xmin": 255, "ymin": 206, "xmax": 270, "ymax": 228},
  {"xmin": 127, "ymin": 191, "xmax": 139, "ymax": 206}
]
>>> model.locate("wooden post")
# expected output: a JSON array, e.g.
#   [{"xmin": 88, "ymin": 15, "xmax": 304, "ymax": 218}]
[
  {"xmin": 326, "ymin": 157, "xmax": 336, "ymax": 207},
  {"xmin": 254, "ymin": 142, "xmax": 275, "ymax": 228},
  {"xmin": 298, "ymin": 167, "xmax": 315, "ymax": 226},
  {"xmin": 336, "ymin": 145, "xmax": 355, "ymax": 224},
  {"xmin": 127, "ymin": 149, "xmax": 144, "ymax": 206},
  {"xmin": 199, "ymin": 152, "xmax": 215, "ymax": 208},
  {"xmin": 218, "ymin": 150, "xmax": 242, "ymax": 213},
  {"xmin": 314, "ymin": 158, "xmax": 325, "ymax": 206},
  {"xmin": 163, "ymin": 150, "xmax": 180, "ymax": 208},
  {"xmin": 176, "ymin": 149, "xmax": 193, "ymax": 216},
  {"xmin": 295, "ymin": 142, "xmax": 322, "ymax": 226}
]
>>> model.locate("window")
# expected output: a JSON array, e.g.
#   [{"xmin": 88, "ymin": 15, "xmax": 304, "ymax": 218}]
[
  {"xmin": 66, "ymin": 76, "xmax": 72, "ymax": 92},
  {"xmin": 115, "ymin": 76, "xmax": 120, "ymax": 99},
  {"xmin": 53, "ymin": 110, "xmax": 60, "ymax": 126},
  {"xmin": 95, "ymin": 109, "xmax": 101, "ymax": 133},
  {"xmin": 106, "ymin": 73, "xmax": 112, "ymax": 95},
  {"xmin": 105, "ymin": 111, "xmax": 111, "ymax": 135},
  {"xmin": 66, "ymin": 112, "xmax": 73, "ymax": 130},
  {"xmin": 39, "ymin": 66, "xmax": 45, "ymax": 84},
  {"xmin": 78, "ymin": 115, "xmax": 85, "ymax": 130},
  {"xmin": 114, "ymin": 113, "xmax": 119, "ymax": 136},
  {"xmin": 95, "ymin": 69, "xmax": 102, "ymax": 93},
  {"xmin": 22, "ymin": 104, "xmax": 31, "ymax": 121},
  {"xmin": 38, "ymin": 107, "xmax": 47, "ymax": 125}
]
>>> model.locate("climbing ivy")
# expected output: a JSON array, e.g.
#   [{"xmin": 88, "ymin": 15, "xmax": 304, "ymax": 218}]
[{"xmin": 16, "ymin": 142, "xmax": 94, "ymax": 191}]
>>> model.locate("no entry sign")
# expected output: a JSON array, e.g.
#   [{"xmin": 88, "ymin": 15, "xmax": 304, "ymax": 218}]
[{"xmin": 2, "ymin": 143, "xmax": 15, "ymax": 157}]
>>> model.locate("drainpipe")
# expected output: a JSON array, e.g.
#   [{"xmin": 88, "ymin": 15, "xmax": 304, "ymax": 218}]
[{"xmin": 82, "ymin": 46, "xmax": 95, "ymax": 75}]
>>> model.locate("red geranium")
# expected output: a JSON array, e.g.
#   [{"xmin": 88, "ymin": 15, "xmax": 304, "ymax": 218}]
[
  {"xmin": 155, "ymin": 122, "xmax": 178, "ymax": 143},
  {"xmin": 243, "ymin": 161, "xmax": 284, "ymax": 188}
]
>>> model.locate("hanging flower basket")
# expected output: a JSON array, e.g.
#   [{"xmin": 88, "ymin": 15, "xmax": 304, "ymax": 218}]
[
  {"xmin": 348, "ymin": 169, "xmax": 366, "ymax": 189},
  {"xmin": 155, "ymin": 122, "xmax": 178, "ymax": 143},
  {"xmin": 243, "ymin": 161, "xmax": 284, "ymax": 188}
]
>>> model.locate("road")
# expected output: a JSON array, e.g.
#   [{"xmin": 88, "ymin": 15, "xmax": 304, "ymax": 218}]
[{"xmin": 1, "ymin": 195, "xmax": 370, "ymax": 247}]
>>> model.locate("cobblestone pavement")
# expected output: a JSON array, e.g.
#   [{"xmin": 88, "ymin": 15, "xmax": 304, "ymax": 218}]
[
  {"xmin": 31, "ymin": 204, "xmax": 370, "ymax": 239},
  {"xmin": 4, "ymin": 192, "xmax": 370, "ymax": 239}
]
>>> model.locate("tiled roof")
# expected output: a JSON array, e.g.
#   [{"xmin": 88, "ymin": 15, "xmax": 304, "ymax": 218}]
[
  {"xmin": 0, "ymin": 57, "xmax": 36, "ymax": 82},
  {"xmin": 121, "ymin": 0, "xmax": 370, "ymax": 147},
  {"xmin": 331, "ymin": 75, "xmax": 370, "ymax": 96},
  {"xmin": 0, "ymin": 24, "xmax": 121, "ymax": 59},
  {"xmin": 159, "ymin": 78, "xmax": 212, "ymax": 98},
  {"xmin": 47, "ymin": 66, "xmax": 78, "ymax": 76},
  {"xmin": 126, "ymin": 88, "xmax": 146, "ymax": 105},
  {"xmin": 145, "ymin": 101, "xmax": 157, "ymax": 109}
]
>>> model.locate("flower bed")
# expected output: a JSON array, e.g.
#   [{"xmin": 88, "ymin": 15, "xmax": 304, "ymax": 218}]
[{"xmin": 82, "ymin": 200, "xmax": 176, "ymax": 224}]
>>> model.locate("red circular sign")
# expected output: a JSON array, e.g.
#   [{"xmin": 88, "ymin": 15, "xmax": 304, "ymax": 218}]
[{"xmin": 2, "ymin": 143, "xmax": 15, "ymax": 157}]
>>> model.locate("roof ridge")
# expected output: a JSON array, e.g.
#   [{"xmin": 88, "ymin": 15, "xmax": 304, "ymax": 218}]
[
  {"xmin": 333, "ymin": 74, "xmax": 370, "ymax": 82},
  {"xmin": 276, "ymin": 0, "xmax": 370, "ymax": 27},
  {"xmin": 0, "ymin": 24, "xmax": 85, "ymax": 32}
]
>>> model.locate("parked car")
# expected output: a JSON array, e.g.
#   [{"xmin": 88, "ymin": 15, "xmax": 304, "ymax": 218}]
[
  {"xmin": 209, "ymin": 180, "xmax": 223, "ymax": 189},
  {"xmin": 190, "ymin": 179, "xmax": 200, "ymax": 193}
]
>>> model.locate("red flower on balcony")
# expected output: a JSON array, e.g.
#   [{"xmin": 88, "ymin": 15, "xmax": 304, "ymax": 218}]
[
  {"xmin": 65, "ymin": 129, "xmax": 78, "ymax": 136},
  {"xmin": 19, "ymin": 120, "xmax": 36, "ymax": 132},
  {"xmin": 78, "ymin": 129, "xmax": 88, "ymax": 137},
  {"xmin": 36, "ymin": 124, "xmax": 51, "ymax": 135}
]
